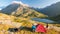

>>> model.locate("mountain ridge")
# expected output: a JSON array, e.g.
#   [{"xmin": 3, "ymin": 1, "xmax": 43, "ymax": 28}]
[
  {"xmin": 1, "ymin": 1, "xmax": 47, "ymax": 18},
  {"xmin": 39, "ymin": 2, "xmax": 60, "ymax": 17}
]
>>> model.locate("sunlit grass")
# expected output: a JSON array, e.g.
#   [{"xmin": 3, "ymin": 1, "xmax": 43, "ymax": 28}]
[{"xmin": 0, "ymin": 13, "xmax": 60, "ymax": 34}]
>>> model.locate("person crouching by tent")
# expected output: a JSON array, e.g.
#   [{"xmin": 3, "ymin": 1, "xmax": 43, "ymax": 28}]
[
  {"xmin": 46, "ymin": 23, "xmax": 48, "ymax": 28},
  {"xmin": 35, "ymin": 24, "xmax": 47, "ymax": 34},
  {"xmin": 32, "ymin": 23, "xmax": 37, "ymax": 32}
]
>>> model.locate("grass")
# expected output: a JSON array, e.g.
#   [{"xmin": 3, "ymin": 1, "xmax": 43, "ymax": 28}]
[
  {"xmin": 0, "ymin": 13, "xmax": 60, "ymax": 34},
  {"xmin": 0, "ymin": 21, "xmax": 60, "ymax": 34}
]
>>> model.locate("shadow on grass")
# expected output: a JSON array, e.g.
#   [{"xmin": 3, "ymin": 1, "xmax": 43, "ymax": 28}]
[
  {"xmin": 8, "ymin": 26, "xmax": 33, "ymax": 32},
  {"xmin": 21, "ymin": 26, "xmax": 32, "ymax": 32}
]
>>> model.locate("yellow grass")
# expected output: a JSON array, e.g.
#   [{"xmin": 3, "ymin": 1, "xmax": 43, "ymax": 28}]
[{"xmin": 0, "ymin": 13, "xmax": 60, "ymax": 34}]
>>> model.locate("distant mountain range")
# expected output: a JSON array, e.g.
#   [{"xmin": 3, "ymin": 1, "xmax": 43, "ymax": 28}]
[
  {"xmin": 1, "ymin": 1, "xmax": 47, "ymax": 18},
  {"xmin": 31, "ymin": 2, "xmax": 60, "ymax": 22},
  {"xmin": 37, "ymin": 2, "xmax": 60, "ymax": 22},
  {"xmin": 34, "ymin": 2, "xmax": 60, "ymax": 17}
]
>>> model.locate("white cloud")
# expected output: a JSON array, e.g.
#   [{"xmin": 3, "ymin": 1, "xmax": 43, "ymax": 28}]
[
  {"xmin": 0, "ymin": 8, "xmax": 2, "ymax": 10},
  {"xmin": 12, "ymin": 1, "xmax": 29, "ymax": 7}
]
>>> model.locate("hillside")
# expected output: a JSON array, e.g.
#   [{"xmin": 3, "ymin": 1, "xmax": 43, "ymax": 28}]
[
  {"xmin": 1, "ymin": 2, "xmax": 47, "ymax": 18},
  {"xmin": 0, "ymin": 13, "xmax": 34, "ymax": 30},
  {"xmin": 33, "ymin": 2, "xmax": 60, "ymax": 22},
  {"xmin": 49, "ymin": 15, "xmax": 60, "ymax": 23},
  {"xmin": 0, "ymin": 13, "xmax": 60, "ymax": 34},
  {"xmin": 37, "ymin": 2, "xmax": 60, "ymax": 17}
]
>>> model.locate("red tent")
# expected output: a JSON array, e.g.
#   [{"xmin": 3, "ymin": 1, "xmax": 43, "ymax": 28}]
[{"xmin": 36, "ymin": 24, "xmax": 47, "ymax": 33}]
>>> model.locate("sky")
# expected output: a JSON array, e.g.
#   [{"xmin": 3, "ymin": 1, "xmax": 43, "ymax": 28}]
[{"xmin": 0, "ymin": 0, "xmax": 60, "ymax": 10}]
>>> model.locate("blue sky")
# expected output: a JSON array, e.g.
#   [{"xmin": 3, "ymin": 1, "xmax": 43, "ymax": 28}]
[{"xmin": 0, "ymin": 0, "xmax": 60, "ymax": 10}]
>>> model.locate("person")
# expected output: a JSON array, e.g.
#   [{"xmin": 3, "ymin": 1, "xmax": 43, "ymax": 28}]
[
  {"xmin": 8, "ymin": 28, "xmax": 18, "ymax": 32},
  {"xmin": 32, "ymin": 23, "xmax": 37, "ymax": 32},
  {"xmin": 36, "ymin": 24, "xmax": 47, "ymax": 34},
  {"xmin": 46, "ymin": 23, "xmax": 48, "ymax": 28}
]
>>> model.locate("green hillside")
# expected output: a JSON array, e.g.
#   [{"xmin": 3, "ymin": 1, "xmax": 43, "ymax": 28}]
[{"xmin": 11, "ymin": 7, "xmax": 47, "ymax": 18}]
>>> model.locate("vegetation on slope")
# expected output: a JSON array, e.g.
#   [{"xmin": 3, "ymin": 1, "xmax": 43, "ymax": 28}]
[
  {"xmin": 11, "ymin": 7, "xmax": 47, "ymax": 18},
  {"xmin": 49, "ymin": 15, "xmax": 60, "ymax": 23},
  {"xmin": 0, "ymin": 13, "xmax": 60, "ymax": 34}
]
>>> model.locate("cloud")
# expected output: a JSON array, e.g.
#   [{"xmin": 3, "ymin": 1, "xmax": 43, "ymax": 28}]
[
  {"xmin": 0, "ymin": 8, "xmax": 2, "ymax": 10},
  {"xmin": 12, "ymin": 1, "xmax": 29, "ymax": 7}
]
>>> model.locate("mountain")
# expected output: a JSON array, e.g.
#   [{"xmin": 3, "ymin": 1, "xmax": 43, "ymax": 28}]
[
  {"xmin": 30, "ymin": 7, "xmax": 41, "ymax": 12},
  {"xmin": 38, "ymin": 2, "xmax": 60, "ymax": 17},
  {"xmin": 32, "ymin": 2, "xmax": 60, "ymax": 22},
  {"xmin": 1, "ymin": 1, "xmax": 47, "ymax": 18},
  {"xmin": 49, "ymin": 15, "xmax": 60, "ymax": 23},
  {"xmin": 40, "ymin": 2, "xmax": 60, "ymax": 22}
]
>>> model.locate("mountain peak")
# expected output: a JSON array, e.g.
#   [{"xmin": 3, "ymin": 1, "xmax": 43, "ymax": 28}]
[{"xmin": 12, "ymin": 1, "xmax": 29, "ymax": 7}]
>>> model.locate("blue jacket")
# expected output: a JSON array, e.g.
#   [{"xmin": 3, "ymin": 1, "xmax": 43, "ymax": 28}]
[{"xmin": 32, "ymin": 25, "xmax": 36, "ymax": 29}]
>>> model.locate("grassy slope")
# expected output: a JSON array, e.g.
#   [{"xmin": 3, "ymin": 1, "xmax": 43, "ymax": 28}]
[
  {"xmin": 0, "ymin": 13, "xmax": 60, "ymax": 34},
  {"xmin": 0, "ymin": 23, "xmax": 59, "ymax": 34},
  {"xmin": 11, "ymin": 7, "xmax": 48, "ymax": 18}
]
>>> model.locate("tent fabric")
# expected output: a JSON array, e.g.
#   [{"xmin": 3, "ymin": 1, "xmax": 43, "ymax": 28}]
[{"xmin": 36, "ymin": 24, "xmax": 46, "ymax": 33}]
